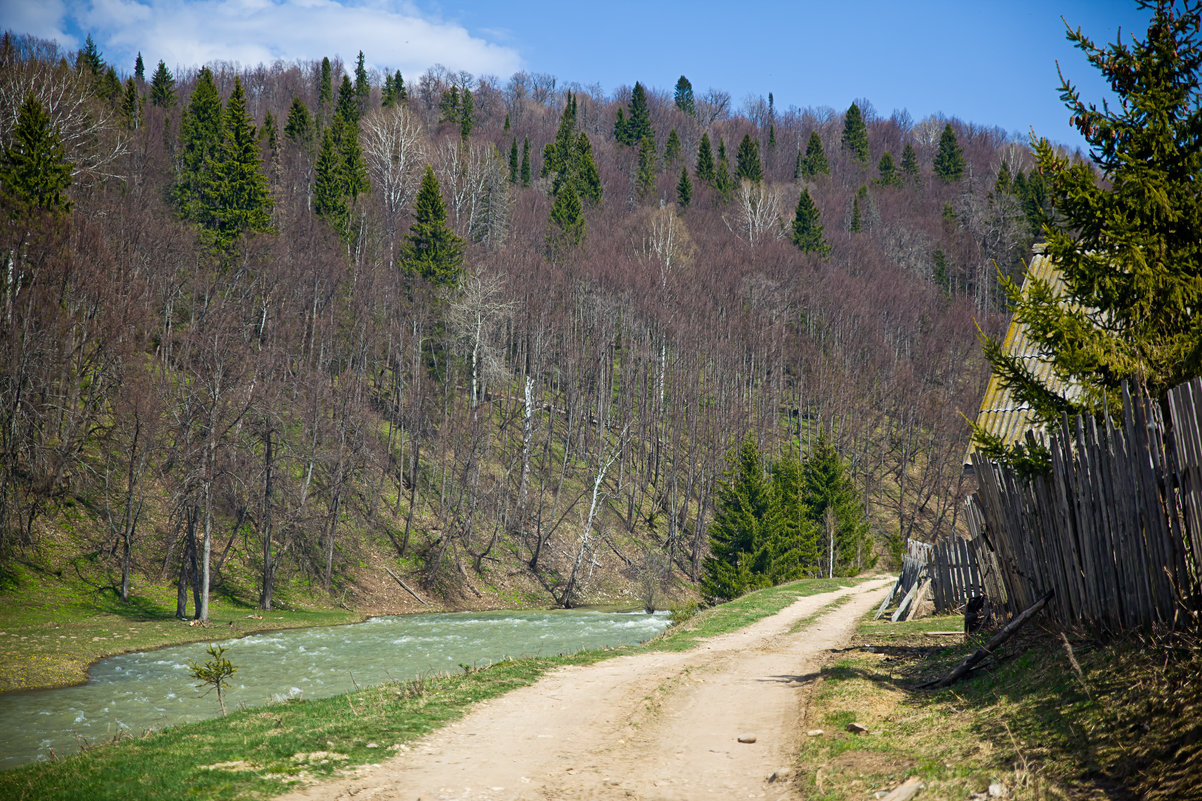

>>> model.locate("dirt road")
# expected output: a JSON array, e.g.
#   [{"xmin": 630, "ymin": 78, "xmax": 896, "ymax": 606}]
[{"xmin": 280, "ymin": 578, "xmax": 893, "ymax": 801}]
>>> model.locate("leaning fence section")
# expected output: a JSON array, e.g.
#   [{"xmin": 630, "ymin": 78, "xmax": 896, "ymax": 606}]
[
  {"xmin": 930, "ymin": 538, "xmax": 983, "ymax": 614},
  {"xmin": 967, "ymin": 377, "xmax": 1202, "ymax": 633}
]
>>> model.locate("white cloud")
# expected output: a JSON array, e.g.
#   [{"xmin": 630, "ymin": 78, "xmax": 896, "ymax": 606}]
[
  {"xmin": 0, "ymin": 0, "xmax": 76, "ymax": 48},
  {"xmin": 47, "ymin": 0, "xmax": 522, "ymax": 77}
]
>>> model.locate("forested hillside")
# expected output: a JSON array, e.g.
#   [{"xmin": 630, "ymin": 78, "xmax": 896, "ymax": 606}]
[{"xmin": 0, "ymin": 32, "xmax": 1056, "ymax": 614}]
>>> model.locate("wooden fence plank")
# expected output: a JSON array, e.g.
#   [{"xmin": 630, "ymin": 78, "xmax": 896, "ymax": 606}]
[{"xmin": 968, "ymin": 379, "xmax": 1201, "ymax": 635}]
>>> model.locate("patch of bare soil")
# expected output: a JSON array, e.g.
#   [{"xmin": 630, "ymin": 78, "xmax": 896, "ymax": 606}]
[{"xmin": 278, "ymin": 578, "xmax": 892, "ymax": 801}]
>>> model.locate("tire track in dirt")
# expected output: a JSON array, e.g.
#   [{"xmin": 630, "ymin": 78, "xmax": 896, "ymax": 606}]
[{"xmin": 279, "ymin": 578, "xmax": 893, "ymax": 801}]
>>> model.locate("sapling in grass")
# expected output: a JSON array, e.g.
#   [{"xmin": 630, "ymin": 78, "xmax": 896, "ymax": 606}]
[{"xmin": 188, "ymin": 643, "xmax": 237, "ymax": 716}]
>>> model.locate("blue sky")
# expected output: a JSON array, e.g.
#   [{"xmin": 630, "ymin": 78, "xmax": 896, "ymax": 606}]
[{"xmin": 1, "ymin": 0, "xmax": 1152, "ymax": 151}]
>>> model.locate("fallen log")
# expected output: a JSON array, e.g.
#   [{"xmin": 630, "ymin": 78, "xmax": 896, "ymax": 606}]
[
  {"xmin": 920, "ymin": 589, "xmax": 1053, "ymax": 689},
  {"xmin": 384, "ymin": 567, "xmax": 430, "ymax": 607}
]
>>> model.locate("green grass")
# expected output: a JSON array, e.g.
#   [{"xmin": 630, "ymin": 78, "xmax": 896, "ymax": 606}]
[
  {"xmin": 649, "ymin": 576, "xmax": 873, "ymax": 652},
  {"xmin": 0, "ymin": 576, "xmax": 867, "ymax": 800},
  {"xmin": 0, "ymin": 561, "xmax": 360, "ymax": 692},
  {"xmin": 794, "ymin": 609, "xmax": 1202, "ymax": 801}
]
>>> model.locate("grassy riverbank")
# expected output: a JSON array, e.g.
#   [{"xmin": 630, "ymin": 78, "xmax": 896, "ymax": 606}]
[
  {"xmin": 0, "ymin": 561, "xmax": 360, "ymax": 693},
  {"xmin": 0, "ymin": 577, "xmax": 871, "ymax": 800}
]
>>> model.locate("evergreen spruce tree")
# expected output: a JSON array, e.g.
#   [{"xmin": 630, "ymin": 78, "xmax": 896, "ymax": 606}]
[
  {"xmin": 394, "ymin": 70, "xmax": 406, "ymax": 101},
  {"xmin": 99, "ymin": 67, "xmax": 121, "ymax": 104},
  {"xmin": 546, "ymin": 92, "xmax": 577, "ymax": 182},
  {"xmin": 546, "ymin": 182, "xmax": 585, "ymax": 259},
  {"xmin": 617, "ymin": 82, "xmax": 652, "ymax": 146},
  {"xmin": 336, "ymin": 75, "xmax": 357, "ymax": 125},
  {"xmin": 635, "ymin": 135, "xmax": 658, "ymax": 202},
  {"xmin": 735, "ymin": 133, "xmax": 763, "ymax": 183},
  {"xmin": 174, "ymin": 67, "xmax": 223, "ymax": 221},
  {"xmin": 849, "ymin": 193, "xmax": 863, "ymax": 233},
  {"xmin": 841, "ymin": 102, "xmax": 869, "ymax": 163},
  {"xmin": 76, "ymin": 34, "xmax": 105, "ymax": 92},
  {"xmin": 933, "ymin": 123, "xmax": 964, "ymax": 182},
  {"xmin": 801, "ymin": 436, "xmax": 872, "ymax": 577},
  {"xmin": 932, "ymin": 247, "xmax": 951, "ymax": 294},
  {"xmin": 150, "ymin": 60, "xmax": 175, "ymax": 108},
  {"xmin": 134, "ymin": 53, "xmax": 144, "ymax": 82},
  {"xmin": 801, "ymin": 131, "xmax": 829, "ymax": 177},
  {"xmin": 790, "ymin": 187, "xmax": 829, "ymax": 255},
  {"xmin": 261, "ymin": 110, "xmax": 278, "ymax": 152},
  {"xmin": 121, "ymin": 77, "xmax": 140, "ymax": 130},
  {"xmin": 664, "ymin": 128, "xmax": 682, "ymax": 164},
  {"xmin": 767, "ymin": 454, "xmax": 820, "ymax": 582},
  {"xmin": 976, "ymin": 0, "xmax": 1202, "ymax": 470},
  {"xmin": 695, "ymin": 132, "xmax": 715, "ymax": 185},
  {"xmin": 381, "ymin": 72, "xmax": 396, "ymax": 107},
  {"xmin": 876, "ymin": 151, "xmax": 900, "ymax": 186},
  {"xmin": 313, "ymin": 129, "xmax": 349, "ymax": 237},
  {"xmin": 204, "ymin": 77, "xmax": 274, "ymax": 251},
  {"xmin": 353, "ymin": 50, "xmax": 370, "ymax": 117},
  {"xmin": 714, "ymin": 139, "xmax": 735, "ymax": 201},
  {"xmin": 544, "ymin": 95, "xmax": 601, "ymax": 205},
  {"xmin": 318, "ymin": 57, "xmax": 333, "ymax": 113},
  {"xmin": 520, "ymin": 136, "xmax": 531, "ymax": 186},
  {"xmin": 575, "ymin": 132, "xmax": 602, "ymax": 205},
  {"xmin": 400, "ymin": 165, "xmax": 465, "ymax": 285},
  {"xmin": 900, "ymin": 142, "xmax": 919, "ymax": 181},
  {"xmin": 459, "ymin": 88, "xmax": 474, "ymax": 140},
  {"xmin": 508, "ymin": 137, "xmax": 519, "ymax": 183},
  {"xmin": 334, "ymin": 116, "xmax": 369, "ymax": 201},
  {"xmin": 699, "ymin": 436, "xmax": 779, "ymax": 604},
  {"xmin": 994, "ymin": 161, "xmax": 1013, "ymax": 196},
  {"xmin": 674, "ymin": 75, "xmax": 695, "ymax": 115},
  {"xmin": 284, "ymin": 97, "xmax": 311, "ymax": 147},
  {"xmin": 1, "ymin": 93, "xmax": 73, "ymax": 215},
  {"xmin": 793, "ymin": 147, "xmax": 803, "ymax": 181},
  {"xmin": 503, "ymin": 113, "xmax": 510, "ymax": 132},
  {"xmin": 676, "ymin": 166, "xmax": 692, "ymax": 209},
  {"xmin": 612, "ymin": 108, "xmax": 627, "ymax": 144},
  {"xmin": 439, "ymin": 85, "xmax": 460, "ymax": 125}
]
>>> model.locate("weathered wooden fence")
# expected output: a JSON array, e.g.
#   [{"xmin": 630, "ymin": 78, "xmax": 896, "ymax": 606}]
[
  {"xmin": 967, "ymin": 378, "xmax": 1202, "ymax": 632},
  {"xmin": 876, "ymin": 540, "xmax": 931, "ymax": 620},
  {"xmin": 930, "ymin": 538, "xmax": 983, "ymax": 614},
  {"xmin": 878, "ymin": 538, "xmax": 986, "ymax": 619}
]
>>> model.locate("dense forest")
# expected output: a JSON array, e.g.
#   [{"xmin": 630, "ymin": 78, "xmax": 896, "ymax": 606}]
[{"xmin": 0, "ymin": 32, "xmax": 1058, "ymax": 615}]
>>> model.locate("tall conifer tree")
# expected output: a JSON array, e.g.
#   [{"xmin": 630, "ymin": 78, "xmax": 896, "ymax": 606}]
[
  {"xmin": 790, "ymin": 187, "xmax": 829, "ymax": 255},
  {"xmin": 676, "ymin": 166, "xmax": 692, "ymax": 209},
  {"xmin": 150, "ymin": 60, "xmax": 175, "ymax": 108},
  {"xmin": 204, "ymin": 77, "xmax": 274, "ymax": 251},
  {"xmin": 547, "ymin": 182, "xmax": 585, "ymax": 259},
  {"xmin": 700, "ymin": 437, "xmax": 779, "ymax": 603},
  {"xmin": 400, "ymin": 166, "xmax": 464, "ymax": 285},
  {"xmin": 933, "ymin": 123, "xmax": 965, "ymax": 182},
  {"xmin": 695, "ymin": 132, "xmax": 715, "ymax": 185},
  {"xmin": 802, "ymin": 131, "xmax": 829, "ymax": 177},
  {"xmin": 735, "ymin": 133, "xmax": 763, "ymax": 183},
  {"xmin": 174, "ymin": 67, "xmax": 223, "ymax": 220},
  {"xmin": 976, "ymin": 0, "xmax": 1202, "ymax": 469},
  {"xmin": 674, "ymin": 75, "xmax": 695, "ymax": 115},
  {"xmin": 1, "ymin": 94, "xmax": 72, "ymax": 215},
  {"xmin": 841, "ymin": 102, "xmax": 869, "ymax": 163}
]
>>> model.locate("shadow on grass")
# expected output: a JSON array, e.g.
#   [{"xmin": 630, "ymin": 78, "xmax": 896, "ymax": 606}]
[{"xmin": 88, "ymin": 590, "xmax": 176, "ymax": 621}]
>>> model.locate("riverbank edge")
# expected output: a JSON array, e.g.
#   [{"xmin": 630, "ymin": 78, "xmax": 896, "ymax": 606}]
[
  {"xmin": 0, "ymin": 577, "xmax": 877, "ymax": 800},
  {"xmin": 0, "ymin": 583, "xmax": 675, "ymax": 695}
]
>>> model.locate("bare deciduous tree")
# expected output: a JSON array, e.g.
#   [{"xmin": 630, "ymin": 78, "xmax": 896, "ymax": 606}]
[{"xmin": 360, "ymin": 104, "xmax": 426, "ymax": 217}]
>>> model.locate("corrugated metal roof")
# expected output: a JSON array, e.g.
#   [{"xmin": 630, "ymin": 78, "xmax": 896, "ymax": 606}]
[{"xmin": 965, "ymin": 246, "xmax": 1075, "ymax": 466}]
